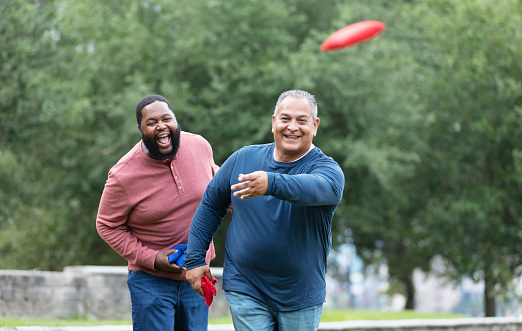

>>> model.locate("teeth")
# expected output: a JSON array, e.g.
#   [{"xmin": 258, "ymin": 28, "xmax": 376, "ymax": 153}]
[{"xmin": 158, "ymin": 134, "xmax": 169, "ymax": 138}]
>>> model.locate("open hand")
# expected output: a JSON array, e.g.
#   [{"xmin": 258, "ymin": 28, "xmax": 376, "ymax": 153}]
[{"xmin": 231, "ymin": 171, "xmax": 268, "ymax": 199}]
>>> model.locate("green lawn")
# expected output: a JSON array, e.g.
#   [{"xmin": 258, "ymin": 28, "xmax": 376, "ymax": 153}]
[
  {"xmin": 321, "ymin": 309, "xmax": 466, "ymax": 321},
  {"xmin": 0, "ymin": 310, "xmax": 467, "ymax": 327},
  {"xmin": 0, "ymin": 317, "xmax": 132, "ymax": 327}
]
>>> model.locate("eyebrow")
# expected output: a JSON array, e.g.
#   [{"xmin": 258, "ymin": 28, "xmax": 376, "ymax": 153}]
[
  {"xmin": 145, "ymin": 114, "xmax": 172, "ymax": 122},
  {"xmin": 279, "ymin": 112, "xmax": 310, "ymax": 119}
]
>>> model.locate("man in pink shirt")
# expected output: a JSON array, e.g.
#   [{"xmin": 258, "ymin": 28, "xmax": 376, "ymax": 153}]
[{"xmin": 96, "ymin": 95, "xmax": 217, "ymax": 331}]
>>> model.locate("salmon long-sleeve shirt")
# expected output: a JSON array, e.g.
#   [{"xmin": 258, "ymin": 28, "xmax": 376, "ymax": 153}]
[{"xmin": 96, "ymin": 131, "xmax": 217, "ymax": 280}]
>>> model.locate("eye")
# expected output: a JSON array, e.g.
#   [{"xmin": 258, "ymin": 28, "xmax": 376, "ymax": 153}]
[{"xmin": 147, "ymin": 121, "xmax": 156, "ymax": 126}]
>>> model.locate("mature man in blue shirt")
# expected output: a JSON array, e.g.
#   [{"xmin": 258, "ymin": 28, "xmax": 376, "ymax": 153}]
[{"xmin": 185, "ymin": 89, "xmax": 345, "ymax": 331}]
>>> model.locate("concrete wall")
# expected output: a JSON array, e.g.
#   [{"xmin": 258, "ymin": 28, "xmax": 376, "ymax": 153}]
[
  {"xmin": 1, "ymin": 266, "xmax": 521, "ymax": 331},
  {"xmin": 0, "ymin": 266, "xmax": 228, "ymax": 320}
]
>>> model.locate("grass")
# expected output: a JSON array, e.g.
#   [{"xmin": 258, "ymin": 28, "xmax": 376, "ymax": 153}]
[
  {"xmin": 0, "ymin": 317, "xmax": 133, "ymax": 327},
  {"xmin": 0, "ymin": 310, "xmax": 467, "ymax": 327},
  {"xmin": 320, "ymin": 309, "xmax": 467, "ymax": 321}
]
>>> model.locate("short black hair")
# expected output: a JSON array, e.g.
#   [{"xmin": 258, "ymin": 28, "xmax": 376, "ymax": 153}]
[{"xmin": 136, "ymin": 95, "xmax": 173, "ymax": 126}]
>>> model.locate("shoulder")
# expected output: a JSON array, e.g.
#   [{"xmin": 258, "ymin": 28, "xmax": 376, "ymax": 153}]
[
  {"xmin": 236, "ymin": 143, "xmax": 273, "ymax": 155},
  {"xmin": 309, "ymin": 148, "xmax": 344, "ymax": 174},
  {"xmin": 180, "ymin": 131, "xmax": 214, "ymax": 157},
  {"xmin": 109, "ymin": 142, "xmax": 142, "ymax": 175},
  {"xmin": 221, "ymin": 143, "xmax": 272, "ymax": 167},
  {"xmin": 105, "ymin": 142, "xmax": 145, "ymax": 187},
  {"xmin": 181, "ymin": 131, "xmax": 211, "ymax": 147},
  {"xmin": 310, "ymin": 147, "xmax": 339, "ymax": 164}
]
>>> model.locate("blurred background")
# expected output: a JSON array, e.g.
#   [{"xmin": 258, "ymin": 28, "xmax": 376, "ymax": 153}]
[{"xmin": 1, "ymin": 0, "xmax": 521, "ymax": 318}]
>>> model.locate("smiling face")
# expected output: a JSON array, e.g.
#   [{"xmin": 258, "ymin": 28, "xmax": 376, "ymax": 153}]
[
  {"xmin": 138, "ymin": 101, "xmax": 181, "ymax": 160},
  {"xmin": 272, "ymin": 96, "xmax": 320, "ymax": 162}
]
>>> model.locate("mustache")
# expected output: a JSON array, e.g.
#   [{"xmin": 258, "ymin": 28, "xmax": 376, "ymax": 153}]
[{"xmin": 141, "ymin": 125, "xmax": 181, "ymax": 160}]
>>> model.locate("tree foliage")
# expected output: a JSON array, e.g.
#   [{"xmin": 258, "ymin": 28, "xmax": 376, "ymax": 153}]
[
  {"xmin": 410, "ymin": 0, "xmax": 522, "ymax": 315},
  {"xmin": 1, "ymin": 0, "xmax": 521, "ymax": 315}
]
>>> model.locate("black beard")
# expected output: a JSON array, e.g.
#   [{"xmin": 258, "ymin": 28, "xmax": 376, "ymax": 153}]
[{"xmin": 141, "ymin": 125, "xmax": 181, "ymax": 161}]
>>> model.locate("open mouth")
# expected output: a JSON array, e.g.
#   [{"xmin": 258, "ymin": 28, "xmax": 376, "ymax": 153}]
[
  {"xmin": 156, "ymin": 133, "xmax": 171, "ymax": 148},
  {"xmin": 284, "ymin": 134, "xmax": 300, "ymax": 141}
]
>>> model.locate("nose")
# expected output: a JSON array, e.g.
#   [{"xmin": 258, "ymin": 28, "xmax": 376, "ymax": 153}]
[
  {"xmin": 287, "ymin": 120, "xmax": 299, "ymax": 131},
  {"xmin": 157, "ymin": 121, "xmax": 168, "ymax": 130}
]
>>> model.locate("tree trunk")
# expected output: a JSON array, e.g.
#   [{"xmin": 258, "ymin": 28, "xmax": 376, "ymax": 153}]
[
  {"xmin": 484, "ymin": 274, "xmax": 496, "ymax": 317},
  {"xmin": 403, "ymin": 274, "xmax": 415, "ymax": 310}
]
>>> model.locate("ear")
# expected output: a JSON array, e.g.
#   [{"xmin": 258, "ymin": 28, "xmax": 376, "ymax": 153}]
[
  {"xmin": 137, "ymin": 124, "xmax": 142, "ymax": 134},
  {"xmin": 312, "ymin": 118, "xmax": 320, "ymax": 136},
  {"xmin": 271, "ymin": 115, "xmax": 276, "ymax": 133}
]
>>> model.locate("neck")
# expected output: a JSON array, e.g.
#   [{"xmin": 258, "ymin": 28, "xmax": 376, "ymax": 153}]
[
  {"xmin": 141, "ymin": 141, "xmax": 171, "ymax": 161},
  {"xmin": 274, "ymin": 144, "xmax": 314, "ymax": 162}
]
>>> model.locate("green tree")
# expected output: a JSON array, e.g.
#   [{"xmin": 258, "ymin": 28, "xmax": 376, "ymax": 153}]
[
  {"xmin": 293, "ymin": 0, "xmax": 522, "ymax": 314},
  {"xmin": 411, "ymin": 0, "xmax": 522, "ymax": 316},
  {"xmin": 0, "ymin": 0, "xmax": 73, "ymax": 268},
  {"xmin": 2, "ymin": 1, "xmax": 520, "ymax": 318},
  {"xmin": 0, "ymin": 0, "xmax": 347, "ymax": 269},
  {"xmin": 297, "ymin": 0, "xmax": 435, "ymax": 310},
  {"xmin": 1, "ymin": 0, "xmax": 149, "ymax": 268}
]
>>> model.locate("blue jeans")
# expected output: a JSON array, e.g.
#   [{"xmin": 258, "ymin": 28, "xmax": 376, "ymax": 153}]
[
  {"xmin": 127, "ymin": 270, "xmax": 208, "ymax": 331},
  {"xmin": 225, "ymin": 290, "xmax": 323, "ymax": 331}
]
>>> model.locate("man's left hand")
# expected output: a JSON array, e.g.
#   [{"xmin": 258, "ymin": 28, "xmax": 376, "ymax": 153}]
[{"xmin": 231, "ymin": 171, "xmax": 268, "ymax": 199}]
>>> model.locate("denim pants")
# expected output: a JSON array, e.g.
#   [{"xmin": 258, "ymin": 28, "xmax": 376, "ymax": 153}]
[
  {"xmin": 225, "ymin": 290, "xmax": 323, "ymax": 331},
  {"xmin": 127, "ymin": 270, "xmax": 208, "ymax": 331}
]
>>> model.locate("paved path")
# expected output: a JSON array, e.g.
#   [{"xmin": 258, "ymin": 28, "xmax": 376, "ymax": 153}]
[
  {"xmin": 0, "ymin": 326, "xmax": 231, "ymax": 331},
  {"xmin": 1, "ymin": 317, "xmax": 521, "ymax": 331}
]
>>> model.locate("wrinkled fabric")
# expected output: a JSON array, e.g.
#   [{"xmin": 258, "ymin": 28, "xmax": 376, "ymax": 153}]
[
  {"xmin": 96, "ymin": 132, "xmax": 218, "ymax": 280},
  {"xmin": 168, "ymin": 244, "xmax": 187, "ymax": 267},
  {"xmin": 186, "ymin": 143, "xmax": 344, "ymax": 310},
  {"xmin": 201, "ymin": 275, "xmax": 217, "ymax": 307}
]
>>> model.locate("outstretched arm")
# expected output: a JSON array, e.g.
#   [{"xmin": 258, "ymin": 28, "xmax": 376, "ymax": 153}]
[{"xmin": 230, "ymin": 160, "xmax": 344, "ymax": 206}]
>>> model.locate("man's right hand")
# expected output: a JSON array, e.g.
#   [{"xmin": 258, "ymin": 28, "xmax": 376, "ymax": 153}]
[
  {"xmin": 154, "ymin": 249, "xmax": 184, "ymax": 273},
  {"xmin": 186, "ymin": 265, "xmax": 212, "ymax": 297}
]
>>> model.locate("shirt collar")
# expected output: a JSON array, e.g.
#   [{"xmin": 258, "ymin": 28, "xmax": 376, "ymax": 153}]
[{"xmin": 273, "ymin": 144, "xmax": 315, "ymax": 163}]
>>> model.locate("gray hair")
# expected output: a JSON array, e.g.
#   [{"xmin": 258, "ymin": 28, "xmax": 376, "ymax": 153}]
[{"xmin": 273, "ymin": 89, "xmax": 318, "ymax": 120}]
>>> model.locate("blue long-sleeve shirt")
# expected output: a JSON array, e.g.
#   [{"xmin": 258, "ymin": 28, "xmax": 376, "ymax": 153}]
[{"xmin": 186, "ymin": 143, "xmax": 344, "ymax": 310}]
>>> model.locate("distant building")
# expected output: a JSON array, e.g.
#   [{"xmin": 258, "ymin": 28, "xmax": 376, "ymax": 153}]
[{"xmin": 325, "ymin": 245, "xmax": 522, "ymax": 316}]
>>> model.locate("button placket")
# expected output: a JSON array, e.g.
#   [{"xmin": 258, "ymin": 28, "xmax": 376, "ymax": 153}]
[{"xmin": 170, "ymin": 163, "xmax": 184, "ymax": 193}]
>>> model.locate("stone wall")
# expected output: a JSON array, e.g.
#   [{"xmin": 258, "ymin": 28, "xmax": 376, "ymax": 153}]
[
  {"xmin": 1, "ymin": 267, "xmax": 521, "ymax": 331},
  {"xmin": 0, "ymin": 266, "xmax": 228, "ymax": 320}
]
